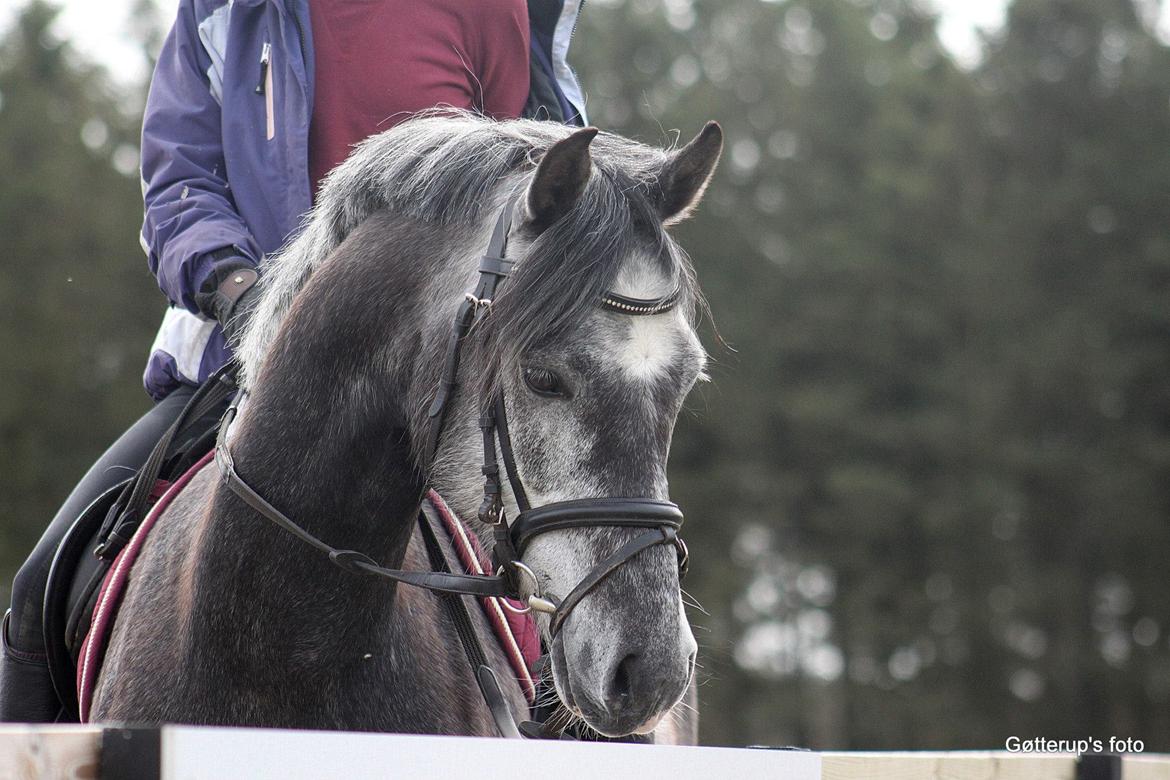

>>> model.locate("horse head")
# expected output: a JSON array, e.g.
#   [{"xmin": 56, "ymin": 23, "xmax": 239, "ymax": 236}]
[{"xmin": 427, "ymin": 122, "xmax": 723, "ymax": 738}]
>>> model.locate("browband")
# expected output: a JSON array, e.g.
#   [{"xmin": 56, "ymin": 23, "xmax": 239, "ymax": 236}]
[{"xmin": 600, "ymin": 289, "xmax": 682, "ymax": 315}]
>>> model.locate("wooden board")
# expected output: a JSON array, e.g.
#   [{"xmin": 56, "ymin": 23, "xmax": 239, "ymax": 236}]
[
  {"xmin": 822, "ymin": 751, "xmax": 1078, "ymax": 780},
  {"xmin": 160, "ymin": 728, "xmax": 822, "ymax": 780},
  {"xmin": 1, "ymin": 725, "xmax": 1168, "ymax": 779},
  {"xmin": 1124, "ymin": 756, "xmax": 1170, "ymax": 780},
  {"xmin": 0, "ymin": 725, "xmax": 101, "ymax": 780},
  {"xmin": 153, "ymin": 731, "xmax": 1170, "ymax": 780}
]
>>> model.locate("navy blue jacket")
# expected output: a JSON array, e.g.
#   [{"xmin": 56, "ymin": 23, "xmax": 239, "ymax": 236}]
[{"xmin": 141, "ymin": 0, "xmax": 586, "ymax": 399}]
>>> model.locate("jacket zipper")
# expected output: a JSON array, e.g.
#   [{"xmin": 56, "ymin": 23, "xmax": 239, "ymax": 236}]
[
  {"xmin": 289, "ymin": 1, "xmax": 308, "ymax": 80},
  {"xmin": 255, "ymin": 42, "xmax": 271, "ymax": 94},
  {"xmin": 258, "ymin": 42, "xmax": 275, "ymax": 140},
  {"xmin": 570, "ymin": 0, "xmax": 585, "ymax": 43}
]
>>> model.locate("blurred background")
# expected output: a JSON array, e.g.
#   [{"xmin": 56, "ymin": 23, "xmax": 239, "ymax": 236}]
[{"xmin": 1, "ymin": 0, "xmax": 1168, "ymax": 750}]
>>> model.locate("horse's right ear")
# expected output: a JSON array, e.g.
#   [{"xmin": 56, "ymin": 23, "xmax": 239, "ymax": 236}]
[
  {"xmin": 524, "ymin": 127, "xmax": 599, "ymax": 231},
  {"xmin": 657, "ymin": 121, "xmax": 723, "ymax": 225}
]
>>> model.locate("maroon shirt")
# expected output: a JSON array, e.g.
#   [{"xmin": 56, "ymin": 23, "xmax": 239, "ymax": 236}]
[{"xmin": 308, "ymin": 0, "xmax": 531, "ymax": 193}]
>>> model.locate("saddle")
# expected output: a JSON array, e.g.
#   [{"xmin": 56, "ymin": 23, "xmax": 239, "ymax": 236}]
[{"xmin": 41, "ymin": 368, "xmax": 236, "ymax": 721}]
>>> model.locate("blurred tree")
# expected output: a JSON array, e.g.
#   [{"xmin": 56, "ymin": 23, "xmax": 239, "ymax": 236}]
[
  {"xmin": 968, "ymin": 0, "xmax": 1170, "ymax": 744},
  {"xmin": 574, "ymin": 0, "xmax": 1170, "ymax": 749},
  {"xmin": 0, "ymin": 0, "xmax": 1167, "ymax": 751},
  {"xmin": 0, "ymin": 2, "xmax": 161, "ymax": 589}
]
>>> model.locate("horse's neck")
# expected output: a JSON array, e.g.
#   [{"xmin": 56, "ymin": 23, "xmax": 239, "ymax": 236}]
[
  {"xmin": 229, "ymin": 393, "xmax": 424, "ymax": 563},
  {"xmin": 198, "ymin": 213, "xmax": 452, "ymax": 623}
]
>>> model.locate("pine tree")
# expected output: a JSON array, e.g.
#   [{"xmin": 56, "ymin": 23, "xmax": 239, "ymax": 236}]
[{"xmin": 0, "ymin": 2, "xmax": 160, "ymax": 579}]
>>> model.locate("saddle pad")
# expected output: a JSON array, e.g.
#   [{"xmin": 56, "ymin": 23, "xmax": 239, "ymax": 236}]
[
  {"xmin": 424, "ymin": 490, "xmax": 540, "ymax": 703},
  {"xmin": 76, "ymin": 449, "xmax": 215, "ymax": 722},
  {"xmin": 75, "ymin": 453, "xmax": 541, "ymax": 721}
]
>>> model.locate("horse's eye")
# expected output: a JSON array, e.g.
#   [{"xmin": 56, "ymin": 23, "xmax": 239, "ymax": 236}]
[{"xmin": 523, "ymin": 367, "xmax": 565, "ymax": 398}]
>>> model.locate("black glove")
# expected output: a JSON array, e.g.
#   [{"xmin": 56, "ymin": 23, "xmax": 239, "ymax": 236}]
[{"xmin": 194, "ymin": 251, "xmax": 260, "ymax": 344}]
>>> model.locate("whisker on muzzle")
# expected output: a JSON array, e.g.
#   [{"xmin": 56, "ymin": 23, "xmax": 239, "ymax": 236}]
[{"xmin": 680, "ymin": 588, "xmax": 710, "ymax": 616}]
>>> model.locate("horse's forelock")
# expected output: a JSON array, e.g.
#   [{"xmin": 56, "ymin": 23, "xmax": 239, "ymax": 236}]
[
  {"xmin": 235, "ymin": 110, "xmax": 700, "ymax": 391},
  {"xmin": 470, "ymin": 174, "xmax": 701, "ymax": 399}
]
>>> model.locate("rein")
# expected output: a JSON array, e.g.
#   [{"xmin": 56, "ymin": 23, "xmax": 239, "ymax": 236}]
[
  {"xmin": 213, "ymin": 193, "xmax": 690, "ymax": 735},
  {"xmin": 214, "ymin": 416, "xmax": 510, "ymax": 599}
]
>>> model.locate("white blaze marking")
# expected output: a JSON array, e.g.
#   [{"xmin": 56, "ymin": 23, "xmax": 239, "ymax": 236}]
[
  {"xmin": 618, "ymin": 313, "xmax": 679, "ymax": 382},
  {"xmin": 610, "ymin": 261, "xmax": 688, "ymax": 383}
]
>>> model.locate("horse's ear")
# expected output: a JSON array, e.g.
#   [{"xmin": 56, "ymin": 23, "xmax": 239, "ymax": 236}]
[
  {"xmin": 657, "ymin": 121, "xmax": 723, "ymax": 225},
  {"xmin": 525, "ymin": 127, "xmax": 599, "ymax": 231}
]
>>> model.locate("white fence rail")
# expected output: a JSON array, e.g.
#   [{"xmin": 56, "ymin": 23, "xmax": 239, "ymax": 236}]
[{"xmin": 1, "ymin": 725, "xmax": 1166, "ymax": 780}]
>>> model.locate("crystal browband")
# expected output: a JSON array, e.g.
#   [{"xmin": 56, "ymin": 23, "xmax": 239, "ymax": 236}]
[{"xmin": 599, "ymin": 289, "xmax": 681, "ymax": 315}]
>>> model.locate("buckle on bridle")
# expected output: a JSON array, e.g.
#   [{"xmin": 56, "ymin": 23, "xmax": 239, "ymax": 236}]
[
  {"xmin": 477, "ymin": 492, "xmax": 502, "ymax": 526},
  {"xmin": 495, "ymin": 560, "xmax": 558, "ymax": 616}
]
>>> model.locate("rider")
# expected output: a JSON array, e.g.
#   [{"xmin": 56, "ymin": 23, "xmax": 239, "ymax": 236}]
[{"xmin": 0, "ymin": 0, "xmax": 586, "ymax": 722}]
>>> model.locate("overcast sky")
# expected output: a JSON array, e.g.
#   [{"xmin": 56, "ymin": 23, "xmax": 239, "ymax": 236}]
[{"xmin": 4, "ymin": 0, "xmax": 1168, "ymax": 86}]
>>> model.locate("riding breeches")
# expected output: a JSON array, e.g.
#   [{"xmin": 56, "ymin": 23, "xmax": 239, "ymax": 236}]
[{"xmin": 0, "ymin": 386, "xmax": 197, "ymax": 722}]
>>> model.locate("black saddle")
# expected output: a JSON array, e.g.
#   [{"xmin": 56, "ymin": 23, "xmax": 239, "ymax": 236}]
[{"xmin": 40, "ymin": 367, "xmax": 237, "ymax": 720}]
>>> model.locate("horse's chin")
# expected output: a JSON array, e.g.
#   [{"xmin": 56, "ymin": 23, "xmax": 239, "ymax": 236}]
[
  {"xmin": 548, "ymin": 631, "xmax": 585, "ymax": 719},
  {"xmin": 631, "ymin": 711, "xmax": 667, "ymax": 735}
]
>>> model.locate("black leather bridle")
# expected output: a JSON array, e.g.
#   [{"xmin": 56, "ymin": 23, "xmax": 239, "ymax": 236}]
[
  {"xmin": 213, "ymin": 194, "xmax": 694, "ymax": 737},
  {"xmin": 216, "ymin": 196, "xmax": 689, "ymax": 657},
  {"xmin": 421, "ymin": 195, "xmax": 690, "ymax": 635}
]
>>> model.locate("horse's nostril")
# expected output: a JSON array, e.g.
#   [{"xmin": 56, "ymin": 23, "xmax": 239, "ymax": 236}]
[{"xmin": 610, "ymin": 653, "xmax": 638, "ymax": 703}]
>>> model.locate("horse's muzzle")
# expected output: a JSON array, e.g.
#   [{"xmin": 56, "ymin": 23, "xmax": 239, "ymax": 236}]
[{"xmin": 549, "ymin": 589, "xmax": 697, "ymax": 738}]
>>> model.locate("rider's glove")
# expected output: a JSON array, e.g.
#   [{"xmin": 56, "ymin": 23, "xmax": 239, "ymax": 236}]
[{"xmin": 193, "ymin": 248, "xmax": 260, "ymax": 344}]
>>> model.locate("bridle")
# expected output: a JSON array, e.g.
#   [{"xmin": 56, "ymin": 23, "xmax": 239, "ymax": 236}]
[
  {"xmin": 213, "ymin": 191, "xmax": 691, "ymax": 731},
  {"xmin": 422, "ymin": 194, "xmax": 690, "ymax": 634},
  {"xmin": 218, "ymin": 192, "xmax": 688, "ymax": 630}
]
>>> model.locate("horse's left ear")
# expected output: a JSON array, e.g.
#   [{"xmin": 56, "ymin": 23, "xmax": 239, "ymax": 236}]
[
  {"xmin": 657, "ymin": 121, "xmax": 723, "ymax": 225},
  {"xmin": 525, "ymin": 127, "xmax": 599, "ymax": 231}
]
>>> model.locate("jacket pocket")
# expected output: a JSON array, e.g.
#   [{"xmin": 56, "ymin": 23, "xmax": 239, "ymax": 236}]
[{"xmin": 258, "ymin": 42, "xmax": 275, "ymax": 140}]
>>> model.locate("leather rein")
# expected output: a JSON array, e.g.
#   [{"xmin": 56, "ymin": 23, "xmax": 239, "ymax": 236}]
[{"xmin": 213, "ymin": 195, "xmax": 690, "ymax": 728}]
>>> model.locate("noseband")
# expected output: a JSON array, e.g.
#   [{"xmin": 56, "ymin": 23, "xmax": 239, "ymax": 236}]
[{"xmin": 215, "ymin": 195, "xmax": 688, "ymax": 639}]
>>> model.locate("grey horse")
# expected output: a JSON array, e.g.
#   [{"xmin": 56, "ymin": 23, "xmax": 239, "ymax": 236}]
[{"xmin": 92, "ymin": 113, "xmax": 722, "ymax": 742}]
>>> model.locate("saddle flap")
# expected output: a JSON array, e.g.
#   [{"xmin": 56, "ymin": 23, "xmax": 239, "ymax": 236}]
[{"xmin": 41, "ymin": 478, "xmax": 128, "ymax": 721}]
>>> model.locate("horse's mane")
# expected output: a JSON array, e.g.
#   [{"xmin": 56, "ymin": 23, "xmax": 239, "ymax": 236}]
[{"xmin": 235, "ymin": 110, "xmax": 700, "ymax": 390}]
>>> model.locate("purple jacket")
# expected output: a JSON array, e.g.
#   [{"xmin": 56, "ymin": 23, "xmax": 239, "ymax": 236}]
[{"xmin": 141, "ymin": 0, "xmax": 587, "ymax": 399}]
